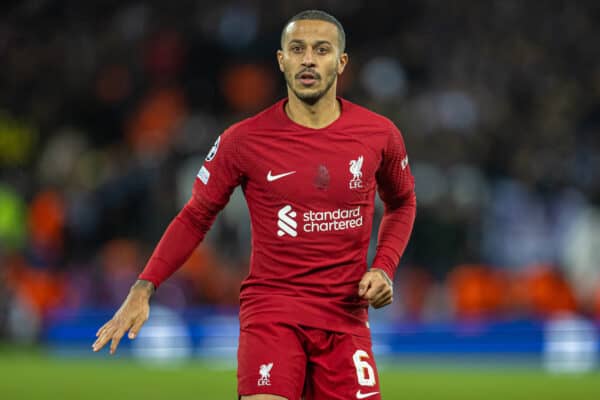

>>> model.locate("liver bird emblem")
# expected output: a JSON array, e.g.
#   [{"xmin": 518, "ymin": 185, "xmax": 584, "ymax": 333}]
[
  {"xmin": 349, "ymin": 156, "xmax": 364, "ymax": 189},
  {"xmin": 260, "ymin": 363, "xmax": 273, "ymax": 378},
  {"xmin": 258, "ymin": 362, "xmax": 274, "ymax": 386}
]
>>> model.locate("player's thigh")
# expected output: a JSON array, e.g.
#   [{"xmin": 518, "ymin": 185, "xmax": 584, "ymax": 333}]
[
  {"xmin": 238, "ymin": 322, "xmax": 306, "ymax": 400},
  {"xmin": 305, "ymin": 332, "xmax": 381, "ymax": 400}
]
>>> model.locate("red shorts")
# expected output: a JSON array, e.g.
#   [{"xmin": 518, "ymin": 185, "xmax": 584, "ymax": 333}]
[{"xmin": 237, "ymin": 322, "xmax": 381, "ymax": 400}]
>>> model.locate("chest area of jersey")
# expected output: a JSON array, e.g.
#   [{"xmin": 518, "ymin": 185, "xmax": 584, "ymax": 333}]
[{"xmin": 244, "ymin": 134, "xmax": 380, "ymax": 205}]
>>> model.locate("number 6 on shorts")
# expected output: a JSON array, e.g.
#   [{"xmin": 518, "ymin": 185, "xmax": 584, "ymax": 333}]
[{"xmin": 352, "ymin": 350, "xmax": 376, "ymax": 386}]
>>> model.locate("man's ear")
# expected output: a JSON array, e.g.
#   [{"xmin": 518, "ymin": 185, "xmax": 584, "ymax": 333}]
[
  {"xmin": 277, "ymin": 50, "xmax": 285, "ymax": 73},
  {"xmin": 337, "ymin": 52, "xmax": 348, "ymax": 75}
]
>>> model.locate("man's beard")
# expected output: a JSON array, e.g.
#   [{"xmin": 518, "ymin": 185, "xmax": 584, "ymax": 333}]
[{"xmin": 285, "ymin": 70, "xmax": 337, "ymax": 105}]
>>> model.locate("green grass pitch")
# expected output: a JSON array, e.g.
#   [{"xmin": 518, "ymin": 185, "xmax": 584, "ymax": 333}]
[{"xmin": 1, "ymin": 350, "xmax": 599, "ymax": 399}]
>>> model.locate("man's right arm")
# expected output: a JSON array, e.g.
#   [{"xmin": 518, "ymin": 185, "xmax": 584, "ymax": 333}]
[
  {"xmin": 92, "ymin": 129, "xmax": 244, "ymax": 355},
  {"xmin": 137, "ymin": 194, "xmax": 222, "ymax": 288},
  {"xmin": 91, "ymin": 194, "xmax": 221, "ymax": 354}
]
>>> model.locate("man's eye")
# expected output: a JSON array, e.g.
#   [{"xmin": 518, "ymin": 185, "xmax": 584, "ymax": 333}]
[
  {"xmin": 317, "ymin": 47, "xmax": 329, "ymax": 54},
  {"xmin": 292, "ymin": 47, "xmax": 302, "ymax": 53}
]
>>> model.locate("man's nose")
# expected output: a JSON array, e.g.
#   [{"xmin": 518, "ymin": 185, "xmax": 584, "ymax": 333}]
[{"xmin": 302, "ymin": 49, "xmax": 315, "ymax": 66}]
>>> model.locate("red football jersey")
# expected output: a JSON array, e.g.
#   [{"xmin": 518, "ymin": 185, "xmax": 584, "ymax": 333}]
[{"xmin": 191, "ymin": 98, "xmax": 415, "ymax": 336}]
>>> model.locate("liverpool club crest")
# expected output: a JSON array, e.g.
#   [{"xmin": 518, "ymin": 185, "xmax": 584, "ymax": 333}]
[{"xmin": 349, "ymin": 156, "xmax": 364, "ymax": 189}]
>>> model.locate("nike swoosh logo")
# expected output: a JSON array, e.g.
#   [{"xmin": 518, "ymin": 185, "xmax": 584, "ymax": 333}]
[
  {"xmin": 267, "ymin": 170, "xmax": 296, "ymax": 182},
  {"xmin": 356, "ymin": 390, "xmax": 379, "ymax": 399}
]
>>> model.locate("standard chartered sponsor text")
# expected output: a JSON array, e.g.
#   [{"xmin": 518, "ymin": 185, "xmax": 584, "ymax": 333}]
[{"xmin": 303, "ymin": 206, "xmax": 363, "ymax": 232}]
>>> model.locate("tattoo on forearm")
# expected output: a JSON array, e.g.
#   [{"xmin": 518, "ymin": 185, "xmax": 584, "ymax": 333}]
[{"xmin": 133, "ymin": 279, "xmax": 155, "ymax": 295}]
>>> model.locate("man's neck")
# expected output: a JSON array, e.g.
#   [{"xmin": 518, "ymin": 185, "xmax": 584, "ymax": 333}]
[{"xmin": 285, "ymin": 91, "xmax": 341, "ymax": 129}]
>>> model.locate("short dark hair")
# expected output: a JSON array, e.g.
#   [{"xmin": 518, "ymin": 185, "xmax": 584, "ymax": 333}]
[{"xmin": 280, "ymin": 10, "xmax": 346, "ymax": 53}]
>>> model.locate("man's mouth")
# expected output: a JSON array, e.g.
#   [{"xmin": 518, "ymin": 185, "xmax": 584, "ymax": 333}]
[{"xmin": 296, "ymin": 71, "xmax": 319, "ymax": 86}]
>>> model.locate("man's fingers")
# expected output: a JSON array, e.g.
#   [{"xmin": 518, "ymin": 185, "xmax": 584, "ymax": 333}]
[
  {"xmin": 358, "ymin": 277, "xmax": 371, "ymax": 297},
  {"xmin": 96, "ymin": 321, "xmax": 111, "ymax": 337},
  {"xmin": 109, "ymin": 329, "xmax": 126, "ymax": 355},
  {"xmin": 93, "ymin": 288, "xmax": 152, "ymax": 354},
  {"xmin": 92, "ymin": 338, "xmax": 104, "ymax": 352},
  {"xmin": 128, "ymin": 317, "xmax": 146, "ymax": 339},
  {"xmin": 376, "ymin": 283, "xmax": 393, "ymax": 302},
  {"xmin": 364, "ymin": 282, "xmax": 386, "ymax": 300},
  {"xmin": 92, "ymin": 325, "xmax": 115, "ymax": 352},
  {"xmin": 92, "ymin": 317, "xmax": 130, "ymax": 352},
  {"xmin": 372, "ymin": 292, "xmax": 393, "ymax": 309},
  {"xmin": 360, "ymin": 269, "xmax": 394, "ymax": 307},
  {"xmin": 366, "ymin": 278, "xmax": 393, "ymax": 307}
]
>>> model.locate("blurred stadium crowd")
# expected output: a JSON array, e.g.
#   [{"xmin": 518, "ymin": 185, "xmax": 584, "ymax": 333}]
[{"xmin": 1, "ymin": 0, "xmax": 600, "ymax": 341}]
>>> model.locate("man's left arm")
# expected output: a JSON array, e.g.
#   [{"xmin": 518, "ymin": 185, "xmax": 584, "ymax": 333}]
[{"xmin": 359, "ymin": 124, "xmax": 417, "ymax": 308}]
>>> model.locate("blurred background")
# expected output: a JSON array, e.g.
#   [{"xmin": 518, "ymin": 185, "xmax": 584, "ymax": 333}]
[{"xmin": 1, "ymin": 0, "xmax": 600, "ymax": 398}]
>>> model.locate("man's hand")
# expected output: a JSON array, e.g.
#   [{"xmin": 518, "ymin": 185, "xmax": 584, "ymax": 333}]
[
  {"xmin": 358, "ymin": 268, "xmax": 393, "ymax": 309},
  {"xmin": 92, "ymin": 280, "xmax": 154, "ymax": 355}
]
